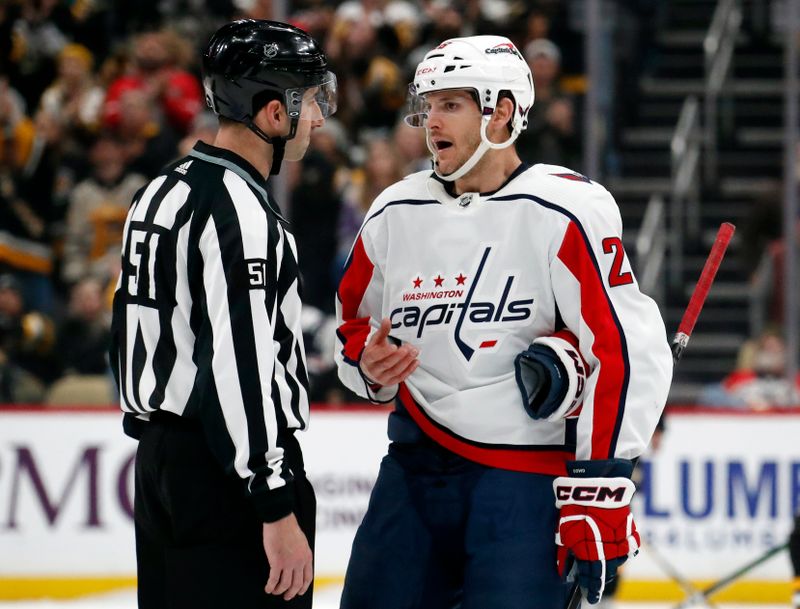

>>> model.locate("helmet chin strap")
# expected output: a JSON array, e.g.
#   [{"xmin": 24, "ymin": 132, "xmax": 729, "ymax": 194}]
[
  {"xmin": 429, "ymin": 117, "xmax": 521, "ymax": 183},
  {"xmin": 247, "ymin": 120, "xmax": 289, "ymax": 176},
  {"xmin": 269, "ymin": 140, "xmax": 286, "ymax": 176}
]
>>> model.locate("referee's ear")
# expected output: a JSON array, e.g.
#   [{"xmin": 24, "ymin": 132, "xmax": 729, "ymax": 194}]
[{"xmin": 257, "ymin": 99, "xmax": 289, "ymax": 137}]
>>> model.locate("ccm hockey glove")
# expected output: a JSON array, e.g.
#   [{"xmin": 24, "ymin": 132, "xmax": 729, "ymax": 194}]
[{"xmin": 554, "ymin": 460, "xmax": 640, "ymax": 605}]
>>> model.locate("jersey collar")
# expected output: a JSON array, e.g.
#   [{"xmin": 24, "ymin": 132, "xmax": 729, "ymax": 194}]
[
  {"xmin": 428, "ymin": 162, "xmax": 532, "ymax": 206},
  {"xmin": 433, "ymin": 162, "xmax": 531, "ymax": 199},
  {"xmin": 188, "ymin": 141, "xmax": 287, "ymax": 222}
]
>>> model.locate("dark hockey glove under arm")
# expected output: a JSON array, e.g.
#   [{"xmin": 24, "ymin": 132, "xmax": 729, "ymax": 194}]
[
  {"xmin": 554, "ymin": 459, "xmax": 640, "ymax": 605},
  {"xmin": 514, "ymin": 330, "xmax": 587, "ymax": 420}
]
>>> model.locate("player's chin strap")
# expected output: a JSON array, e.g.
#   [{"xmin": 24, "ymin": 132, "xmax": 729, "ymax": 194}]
[
  {"xmin": 429, "ymin": 116, "xmax": 521, "ymax": 182},
  {"xmin": 247, "ymin": 120, "xmax": 290, "ymax": 176}
]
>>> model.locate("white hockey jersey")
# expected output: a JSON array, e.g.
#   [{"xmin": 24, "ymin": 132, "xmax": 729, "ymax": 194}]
[{"xmin": 335, "ymin": 163, "xmax": 673, "ymax": 475}]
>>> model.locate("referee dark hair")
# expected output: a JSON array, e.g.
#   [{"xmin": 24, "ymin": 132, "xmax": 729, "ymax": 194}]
[{"xmin": 109, "ymin": 19, "xmax": 337, "ymax": 609}]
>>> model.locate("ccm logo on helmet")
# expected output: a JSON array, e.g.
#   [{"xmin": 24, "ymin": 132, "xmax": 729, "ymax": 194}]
[
  {"xmin": 416, "ymin": 66, "xmax": 436, "ymax": 75},
  {"xmin": 556, "ymin": 485, "xmax": 627, "ymax": 503}
]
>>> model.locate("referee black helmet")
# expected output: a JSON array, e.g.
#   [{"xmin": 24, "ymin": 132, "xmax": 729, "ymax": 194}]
[{"xmin": 202, "ymin": 19, "xmax": 337, "ymax": 165}]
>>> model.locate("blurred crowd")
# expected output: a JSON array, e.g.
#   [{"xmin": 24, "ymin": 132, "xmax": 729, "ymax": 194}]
[
  {"xmin": 0, "ymin": 0, "xmax": 593, "ymax": 405},
  {"xmin": 700, "ymin": 327, "xmax": 800, "ymax": 409},
  {"xmin": 699, "ymin": 181, "xmax": 800, "ymax": 411},
  {"xmin": 4, "ymin": 0, "xmax": 793, "ymax": 410}
]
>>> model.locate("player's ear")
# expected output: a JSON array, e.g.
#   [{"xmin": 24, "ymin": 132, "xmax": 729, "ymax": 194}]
[{"xmin": 488, "ymin": 96, "xmax": 515, "ymax": 141}]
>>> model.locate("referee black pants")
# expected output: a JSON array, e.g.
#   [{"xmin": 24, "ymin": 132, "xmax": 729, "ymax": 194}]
[{"xmin": 133, "ymin": 412, "xmax": 316, "ymax": 609}]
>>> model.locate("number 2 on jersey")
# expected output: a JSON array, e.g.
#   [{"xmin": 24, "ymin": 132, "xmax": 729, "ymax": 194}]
[{"xmin": 602, "ymin": 237, "xmax": 633, "ymax": 287}]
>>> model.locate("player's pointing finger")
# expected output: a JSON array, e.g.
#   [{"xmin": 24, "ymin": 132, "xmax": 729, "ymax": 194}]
[{"xmin": 368, "ymin": 318, "xmax": 392, "ymax": 346}]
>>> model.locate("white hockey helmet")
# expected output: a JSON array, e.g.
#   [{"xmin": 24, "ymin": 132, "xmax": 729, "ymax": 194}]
[{"xmin": 405, "ymin": 35, "xmax": 534, "ymax": 181}]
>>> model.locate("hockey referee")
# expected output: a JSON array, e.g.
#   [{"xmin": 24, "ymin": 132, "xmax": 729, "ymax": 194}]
[{"xmin": 109, "ymin": 20, "xmax": 337, "ymax": 609}]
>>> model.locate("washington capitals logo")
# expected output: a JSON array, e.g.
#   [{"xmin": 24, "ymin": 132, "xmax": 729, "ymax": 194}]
[
  {"xmin": 390, "ymin": 247, "xmax": 535, "ymax": 362},
  {"xmin": 485, "ymin": 43, "xmax": 522, "ymax": 59}
]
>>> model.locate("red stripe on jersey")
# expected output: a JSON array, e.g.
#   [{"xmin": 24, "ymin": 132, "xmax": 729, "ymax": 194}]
[
  {"xmin": 398, "ymin": 385, "xmax": 572, "ymax": 475},
  {"xmin": 551, "ymin": 329, "xmax": 579, "ymax": 349},
  {"xmin": 337, "ymin": 237, "xmax": 375, "ymax": 362},
  {"xmin": 557, "ymin": 221, "xmax": 627, "ymax": 459},
  {"xmin": 479, "ymin": 340, "xmax": 497, "ymax": 348},
  {"xmin": 337, "ymin": 321, "xmax": 370, "ymax": 363},
  {"xmin": 550, "ymin": 328, "xmax": 589, "ymax": 372}
]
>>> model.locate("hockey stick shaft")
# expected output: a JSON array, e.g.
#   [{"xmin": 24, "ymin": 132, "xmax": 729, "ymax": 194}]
[
  {"xmin": 645, "ymin": 540, "xmax": 704, "ymax": 599},
  {"xmin": 671, "ymin": 222, "xmax": 735, "ymax": 362},
  {"xmin": 684, "ymin": 541, "xmax": 789, "ymax": 605},
  {"xmin": 564, "ymin": 557, "xmax": 582, "ymax": 609},
  {"xmin": 565, "ymin": 223, "xmax": 736, "ymax": 609},
  {"xmin": 671, "ymin": 541, "xmax": 788, "ymax": 609}
]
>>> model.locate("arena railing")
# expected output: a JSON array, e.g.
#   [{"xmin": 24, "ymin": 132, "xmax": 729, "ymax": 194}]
[
  {"xmin": 669, "ymin": 95, "xmax": 701, "ymax": 288},
  {"xmin": 703, "ymin": 0, "xmax": 742, "ymax": 189},
  {"xmin": 636, "ymin": 194, "xmax": 666, "ymax": 305}
]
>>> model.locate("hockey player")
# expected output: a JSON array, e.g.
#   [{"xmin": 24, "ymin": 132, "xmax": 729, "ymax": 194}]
[{"xmin": 334, "ymin": 35, "xmax": 673, "ymax": 608}]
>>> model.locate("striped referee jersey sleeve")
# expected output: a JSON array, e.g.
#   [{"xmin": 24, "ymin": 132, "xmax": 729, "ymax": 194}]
[{"xmin": 198, "ymin": 172, "xmax": 296, "ymax": 522}]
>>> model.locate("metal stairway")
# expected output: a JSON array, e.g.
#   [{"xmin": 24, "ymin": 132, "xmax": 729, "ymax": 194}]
[{"xmin": 606, "ymin": 0, "xmax": 784, "ymax": 402}]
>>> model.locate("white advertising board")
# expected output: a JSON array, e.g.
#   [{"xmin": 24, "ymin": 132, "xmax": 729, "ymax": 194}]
[
  {"xmin": 0, "ymin": 410, "xmax": 137, "ymax": 576},
  {"xmin": 299, "ymin": 409, "xmax": 389, "ymax": 576},
  {"xmin": 628, "ymin": 409, "xmax": 798, "ymax": 582},
  {"xmin": 0, "ymin": 407, "xmax": 796, "ymax": 585},
  {"xmin": 0, "ymin": 407, "xmax": 390, "ymax": 579}
]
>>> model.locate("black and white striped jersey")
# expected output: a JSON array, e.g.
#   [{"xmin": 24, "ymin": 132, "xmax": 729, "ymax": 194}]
[{"xmin": 110, "ymin": 141, "xmax": 310, "ymax": 522}]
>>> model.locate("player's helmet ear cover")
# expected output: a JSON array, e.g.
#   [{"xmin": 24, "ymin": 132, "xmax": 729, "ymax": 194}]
[{"xmin": 202, "ymin": 19, "xmax": 336, "ymax": 127}]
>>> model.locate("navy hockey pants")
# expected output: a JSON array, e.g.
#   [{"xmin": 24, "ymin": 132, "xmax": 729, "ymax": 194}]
[{"xmin": 340, "ymin": 442, "xmax": 569, "ymax": 609}]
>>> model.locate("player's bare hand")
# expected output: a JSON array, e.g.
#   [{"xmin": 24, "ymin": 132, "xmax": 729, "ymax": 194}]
[
  {"xmin": 262, "ymin": 513, "xmax": 313, "ymax": 600},
  {"xmin": 360, "ymin": 318, "xmax": 420, "ymax": 386}
]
